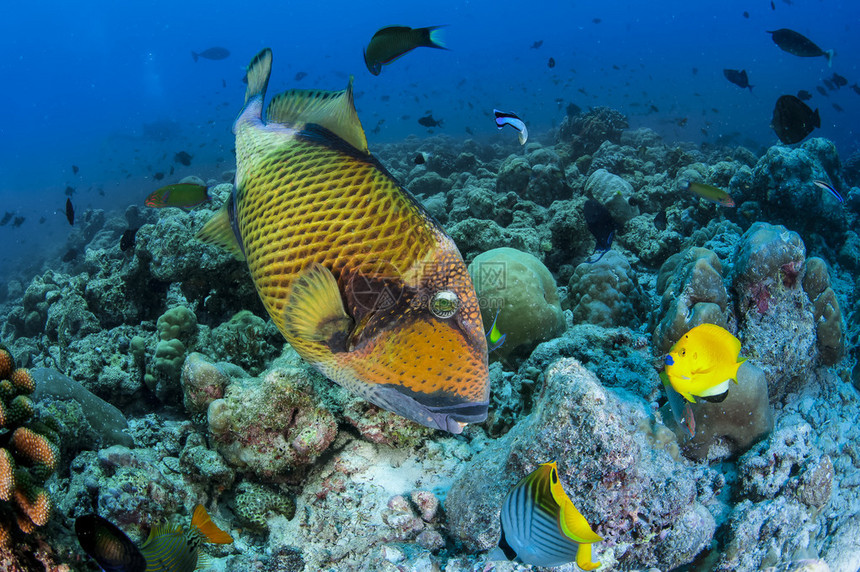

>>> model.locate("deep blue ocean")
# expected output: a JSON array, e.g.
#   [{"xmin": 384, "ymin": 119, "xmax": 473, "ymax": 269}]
[{"xmin": 0, "ymin": 0, "xmax": 857, "ymax": 278}]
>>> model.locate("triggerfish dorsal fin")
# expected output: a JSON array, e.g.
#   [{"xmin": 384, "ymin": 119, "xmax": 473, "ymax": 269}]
[
  {"xmin": 191, "ymin": 504, "xmax": 233, "ymax": 544},
  {"xmin": 195, "ymin": 202, "xmax": 245, "ymax": 261},
  {"xmin": 283, "ymin": 263, "xmax": 354, "ymax": 348},
  {"xmin": 265, "ymin": 77, "xmax": 368, "ymax": 154},
  {"xmin": 244, "ymin": 48, "xmax": 272, "ymax": 105}
]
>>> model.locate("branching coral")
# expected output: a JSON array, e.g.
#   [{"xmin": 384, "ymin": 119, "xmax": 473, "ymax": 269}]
[{"xmin": 0, "ymin": 345, "xmax": 59, "ymax": 544}]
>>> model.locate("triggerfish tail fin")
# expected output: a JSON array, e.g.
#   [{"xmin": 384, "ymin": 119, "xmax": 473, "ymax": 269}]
[
  {"xmin": 486, "ymin": 308, "xmax": 507, "ymax": 353},
  {"xmin": 421, "ymin": 26, "xmax": 447, "ymax": 50},
  {"xmin": 191, "ymin": 504, "xmax": 233, "ymax": 544},
  {"xmin": 244, "ymin": 48, "xmax": 273, "ymax": 106},
  {"xmin": 196, "ymin": 202, "xmax": 245, "ymax": 261},
  {"xmin": 265, "ymin": 77, "xmax": 369, "ymax": 154}
]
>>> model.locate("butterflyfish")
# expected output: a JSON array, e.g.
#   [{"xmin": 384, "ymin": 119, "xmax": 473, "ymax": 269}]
[
  {"xmin": 76, "ymin": 504, "xmax": 232, "ymax": 572},
  {"xmin": 363, "ymin": 26, "xmax": 447, "ymax": 76},
  {"xmin": 195, "ymin": 49, "xmax": 490, "ymax": 433},
  {"xmin": 493, "ymin": 109, "xmax": 528, "ymax": 145},
  {"xmin": 664, "ymin": 323, "xmax": 747, "ymax": 403},
  {"xmin": 491, "ymin": 461, "xmax": 602, "ymax": 570}
]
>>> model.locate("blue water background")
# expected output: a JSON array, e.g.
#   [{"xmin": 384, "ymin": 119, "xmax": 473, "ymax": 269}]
[{"xmin": 0, "ymin": 0, "xmax": 857, "ymax": 278}]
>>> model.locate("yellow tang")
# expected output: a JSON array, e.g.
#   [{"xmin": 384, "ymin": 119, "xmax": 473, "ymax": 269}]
[
  {"xmin": 496, "ymin": 461, "xmax": 602, "ymax": 570},
  {"xmin": 197, "ymin": 49, "xmax": 489, "ymax": 433},
  {"xmin": 664, "ymin": 323, "xmax": 747, "ymax": 403}
]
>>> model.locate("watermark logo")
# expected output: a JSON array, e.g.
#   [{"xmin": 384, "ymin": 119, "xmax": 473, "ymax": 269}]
[{"xmin": 473, "ymin": 261, "xmax": 506, "ymax": 292}]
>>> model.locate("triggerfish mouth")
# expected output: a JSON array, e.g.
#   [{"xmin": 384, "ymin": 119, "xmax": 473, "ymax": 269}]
[
  {"xmin": 197, "ymin": 49, "xmax": 490, "ymax": 433},
  {"xmin": 494, "ymin": 109, "xmax": 528, "ymax": 145}
]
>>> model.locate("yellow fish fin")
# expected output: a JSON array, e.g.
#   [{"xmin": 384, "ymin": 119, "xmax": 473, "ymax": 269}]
[
  {"xmin": 544, "ymin": 463, "xmax": 603, "ymax": 544},
  {"xmin": 140, "ymin": 521, "xmax": 181, "ymax": 548},
  {"xmin": 284, "ymin": 263, "xmax": 354, "ymax": 345},
  {"xmin": 195, "ymin": 203, "xmax": 245, "ymax": 261},
  {"xmin": 265, "ymin": 76, "xmax": 368, "ymax": 154},
  {"xmin": 680, "ymin": 390, "xmax": 697, "ymax": 403},
  {"xmin": 244, "ymin": 48, "xmax": 272, "ymax": 106},
  {"xmin": 191, "ymin": 504, "xmax": 233, "ymax": 544},
  {"xmin": 576, "ymin": 542, "xmax": 601, "ymax": 571}
]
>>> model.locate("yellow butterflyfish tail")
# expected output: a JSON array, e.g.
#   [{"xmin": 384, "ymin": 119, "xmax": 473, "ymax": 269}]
[
  {"xmin": 543, "ymin": 463, "xmax": 603, "ymax": 544},
  {"xmin": 191, "ymin": 505, "xmax": 233, "ymax": 544},
  {"xmin": 576, "ymin": 542, "xmax": 601, "ymax": 571}
]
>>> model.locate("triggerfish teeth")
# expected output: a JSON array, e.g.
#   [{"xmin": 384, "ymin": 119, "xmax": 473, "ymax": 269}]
[
  {"xmin": 664, "ymin": 323, "xmax": 747, "ymax": 403},
  {"xmin": 196, "ymin": 49, "xmax": 490, "ymax": 433},
  {"xmin": 493, "ymin": 109, "xmax": 529, "ymax": 145}
]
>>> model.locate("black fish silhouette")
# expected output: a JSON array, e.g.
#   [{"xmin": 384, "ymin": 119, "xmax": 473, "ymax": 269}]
[
  {"xmin": 771, "ymin": 95, "xmax": 820, "ymax": 144},
  {"xmin": 767, "ymin": 29, "xmax": 834, "ymax": 66},
  {"xmin": 65, "ymin": 198, "xmax": 75, "ymax": 225},
  {"xmin": 192, "ymin": 47, "xmax": 230, "ymax": 62},
  {"xmin": 723, "ymin": 69, "xmax": 753, "ymax": 91}
]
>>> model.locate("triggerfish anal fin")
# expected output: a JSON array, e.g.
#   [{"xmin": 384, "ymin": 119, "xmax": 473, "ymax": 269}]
[
  {"xmin": 486, "ymin": 308, "xmax": 506, "ymax": 353},
  {"xmin": 191, "ymin": 504, "xmax": 233, "ymax": 544},
  {"xmin": 266, "ymin": 77, "xmax": 369, "ymax": 154},
  {"xmin": 283, "ymin": 263, "xmax": 354, "ymax": 348},
  {"xmin": 195, "ymin": 202, "xmax": 245, "ymax": 261}
]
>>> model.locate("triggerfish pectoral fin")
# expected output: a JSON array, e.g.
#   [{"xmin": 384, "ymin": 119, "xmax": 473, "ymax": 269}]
[{"xmin": 283, "ymin": 263, "xmax": 354, "ymax": 348}]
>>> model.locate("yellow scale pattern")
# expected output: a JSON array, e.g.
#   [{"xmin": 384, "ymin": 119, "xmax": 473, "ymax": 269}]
[{"xmin": 237, "ymin": 140, "xmax": 437, "ymax": 362}]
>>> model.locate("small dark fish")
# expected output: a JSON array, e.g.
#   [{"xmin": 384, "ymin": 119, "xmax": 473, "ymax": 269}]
[
  {"xmin": 813, "ymin": 180, "xmax": 844, "ymax": 203},
  {"xmin": 0, "ymin": 212, "xmax": 13, "ymax": 226},
  {"xmin": 650, "ymin": 104, "xmax": 659, "ymax": 113},
  {"xmin": 566, "ymin": 103, "xmax": 582, "ymax": 116},
  {"xmin": 464, "ymin": 126, "xmax": 474, "ymax": 135},
  {"xmin": 743, "ymin": 11, "xmax": 750, "ymax": 18},
  {"xmin": 723, "ymin": 69, "xmax": 753, "ymax": 91},
  {"xmin": 72, "ymin": 164, "xmax": 79, "ymax": 174},
  {"xmin": 295, "ymin": 71, "xmax": 308, "ymax": 81},
  {"xmin": 62, "ymin": 249, "xmax": 78, "ymax": 262},
  {"xmin": 831, "ymin": 73, "xmax": 847, "ymax": 87},
  {"xmin": 222, "ymin": 79, "xmax": 227, "ymax": 88},
  {"xmin": 39, "ymin": 216, "xmax": 46, "ymax": 224},
  {"xmin": 65, "ymin": 185, "xmax": 76, "ymax": 197},
  {"xmin": 363, "ymin": 26, "xmax": 447, "ymax": 75},
  {"xmin": 851, "ymin": 84, "xmax": 860, "ymax": 96},
  {"xmin": 414, "ymin": 152, "xmax": 427, "ymax": 165},
  {"xmin": 192, "ymin": 47, "xmax": 230, "ymax": 62},
  {"xmin": 767, "ymin": 29, "xmax": 834, "ymax": 66},
  {"xmin": 65, "ymin": 198, "xmax": 74, "ymax": 225},
  {"xmin": 823, "ymin": 78, "xmax": 836, "ymax": 91},
  {"xmin": 592, "ymin": 18, "xmax": 602, "ymax": 24},
  {"xmin": 169, "ymin": 165, "xmax": 175, "ymax": 175},
  {"xmin": 771, "ymin": 0, "xmax": 775, "ymax": 9},
  {"xmin": 530, "ymin": 40, "xmax": 543, "ymax": 49},
  {"xmin": 816, "ymin": 86, "xmax": 828, "ymax": 97},
  {"xmin": 145, "ymin": 183, "xmax": 209, "ymax": 209},
  {"xmin": 12, "ymin": 216, "xmax": 25, "ymax": 228},
  {"xmin": 120, "ymin": 228, "xmax": 139, "ymax": 252},
  {"xmin": 154, "ymin": 172, "xmax": 165, "ymax": 181},
  {"xmin": 832, "ymin": 103, "xmax": 844, "ymax": 112},
  {"xmin": 174, "ymin": 151, "xmax": 193, "ymax": 166},
  {"xmin": 583, "ymin": 199, "xmax": 616, "ymax": 261},
  {"xmin": 547, "ymin": 57, "xmax": 555, "ymax": 69},
  {"xmin": 771, "ymin": 94, "xmax": 820, "ymax": 144},
  {"xmin": 654, "ymin": 210, "xmax": 667, "ymax": 231},
  {"xmin": 797, "ymin": 89, "xmax": 812, "ymax": 101},
  {"xmin": 692, "ymin": 67, "xmax": 698, "ymax": 75},
  {"xmin": 418, "ymin": 114, "xmax": 443, "ymax": 128},
  {"xmin": 380, "ymin": 95, "xmax": 390, "ymax": 101},
  {"xmin": 676, "ymin": 117, "xmax": 688, "ymax": 127}
]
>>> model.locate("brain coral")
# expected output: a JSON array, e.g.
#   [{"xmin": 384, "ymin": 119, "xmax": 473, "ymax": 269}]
[
  {"xmin": 0, "ymin": 345, "xmax": 59, "ymax": 544},
  {"xmin": 568, "ymin": 250, "xmax": 638, "ymax": 327},
  {"xmin": 467, "ymin": 247, "xmax": 565, "ymax": 359}
]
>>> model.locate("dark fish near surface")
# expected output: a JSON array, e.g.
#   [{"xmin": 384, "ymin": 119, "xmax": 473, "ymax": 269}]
[
  {"xmin": 191, "ymin": 47, "xmax": 230, "ymax": 62},
  {"xmin": 120, "ymin": 228, "xmax": 139, "ymax": 252},
  {"xmin": 797, "ymin": 89, "xmax": 812, "ymax": 101},
  {"xmin": 767, "ymin": 29, "xmax": 834, "ymax": 67},
  {"xmin": 823, "ymin": 78, "xmax": 836, "ymax": 91},
  {"xmin": 418, "ymin": 113, "xmax": 443, "ymax": 128},
  {"xmin": 851, "ymin": 84, "xmax": 860, "ymax": 96},
  {"xmin": 833, "ymin": 103, "xmax": 844, "ymax": 112},
  {"xmin": 831, "ymin": 73, "xmax": 847, "ymax": 87},
  {"xmin": 771, "ymin": 94, "xmax": 820, "ymax": 144},
  {"xmin": 530, "ymin": 40, "xmax": 543, "ymax": 49},
  {"xmin": 547, "ymin": 57, "xmax": 555, "ymax": 68},
  {"xmin": 743, "ymin": 11, "xmax": 749, "ymax": 18},
  {"xmin": 723, "ymin": 69, "xmax": 753, "ymax": 91},
  {"xmin": 363, "ymin": 26, "xmax": 447, "ymax": 75},
  {"xmin": 72, "ymin": 164, "xmax": 79, "ymax": 174},
  {"xmin": 65, "ymin": 198, "xmax": 75, "ymax": 225},
  {"xmin": 65, "ymin": 185, "xmax": 75, "ymax": 196},
  {"xmin": 145, "ymin": 183, "xmax": 209, "ymax": 209},
  {"xmin": 12, "ymin": 216, "xmax": 24, "ymax": 228},
  {"xmin": 816, "ymin": 86, "xmax": 828, "ymax": 97},
  {"xmin": 0, "ymin": 212, "xmax": 12, "ymax": 226},
  {"xmin": 174, "ymin": 151, "xmax": 193, "ymax": 166},
  {"xmin": 196, "ymin": 48, "xmax": 490, "ymax": 433},
  {"xmin": 295, "ymin": 71, "xmax": 307, "ymax": 81},
  {"xmin": 583, "ymin": 199, "xmax": 615, "ymax": 262},
  {"xmin": 154, "ymin": 172, "xmax": 165, "ymax": 181}
]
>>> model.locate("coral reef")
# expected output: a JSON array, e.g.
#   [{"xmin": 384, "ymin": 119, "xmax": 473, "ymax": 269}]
[{"xmin": 568, "ymin": 250, "xmax": 639, "ymax": 327}]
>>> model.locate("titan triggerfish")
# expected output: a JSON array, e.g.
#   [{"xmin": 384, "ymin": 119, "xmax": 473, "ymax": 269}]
[{"xmin": 197, "ymin": 48, "xmax": 489, "ymax": 433}]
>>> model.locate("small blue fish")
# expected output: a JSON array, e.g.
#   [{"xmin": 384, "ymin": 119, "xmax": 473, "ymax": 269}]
[
  {"xmin": 494, "ymin": 109, "xmax": 528, "ymax": 145},
  {"xmin": 813, "ymin": 179, "xmax": 844, "ymax": 203}
]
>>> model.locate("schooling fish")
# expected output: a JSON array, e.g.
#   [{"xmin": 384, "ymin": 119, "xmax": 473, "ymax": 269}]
[
  {"xmin": 494, "ymin": 109, "xmax": 528, "ymax": 145},
  {"xmin": 72, "ymin": 164, "xmax": 79, "ymax": 174},
  {"xmin": 548, "ymin": 57, "xmax": 556, "ymax": 69},
  {"xmin": 174, "ymin": 151, "xmax": 193, "ymax": 166},
  {"xmin": 831, "ymin": 73, "xmax": 848, "ymax": 87},
  {"xmin": 65, "ymin": 198, "xmax": 75, "ymax": 225},
  {"xmin": 0, "ymin": 212, "xmax": 12, "ymax": 226},
  {"xmin": 418, "ymin": 113, "xmax": 443, "ymax": 128},
  {"xmin": 767, "ymin": 29, "xmax": 834, "ymax": 67},
  {"xmin": 191, "ymin": 47, "xmax": 230, "ymax": 62},
  {"xmin": 681, "ymin": 181, "xmax": 735, "ymax": 207},
  {"xmin": 723, "ymin": 69, "xmax": 753, "ymax": 91},
  {"xmin": 196, "ymin": 49, "xmax": 490, "ymax": 433},
  {"xmin": 797, "ymin": 89, "xmax": 812, "ymax": 101},
  {"xmin": 664, "ymin": 323, "xmax": 747, "ymax": 403},
  {"xmin": 363, "ymin": 26, "xmax": 447, "ymax": 76},
  {"xmin": 76, "ymin": 504, "xmax": 232, "ymax": 572},
  {"xmin": 491, "ymin": 462, "xmax": 602, "ymax": 570},
  {"xmin": 771, "ymin": 94, "xmax": 820, "ymax": 144},
  {"xmin": 145, "ymin": 183, "xmax": 210, "ymax": 209},
  {"xmin": 583, "ymin": 199, "xmax": 615, "ymax": 262},
  {"xmin": 813, "ymin": 180, "xmax": 844, "ymax": 203}
]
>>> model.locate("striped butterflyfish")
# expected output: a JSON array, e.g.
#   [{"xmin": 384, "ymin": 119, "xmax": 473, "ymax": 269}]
[
  {"xmin": 494, "ymin": 462, "xmax": 602, "ymax": 570},
  {"xmin": 196, "ymin": 48, "xmax": 490, "ymax": 433},
  {"xmin": 75, "ymin": 504, "xmax": 233, "ymax": 572}
]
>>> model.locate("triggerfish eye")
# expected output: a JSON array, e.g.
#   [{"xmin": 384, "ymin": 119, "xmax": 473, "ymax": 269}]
[{"xmin": 429, "ymin": 290, "xmax": 459, "ymax": 319}]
